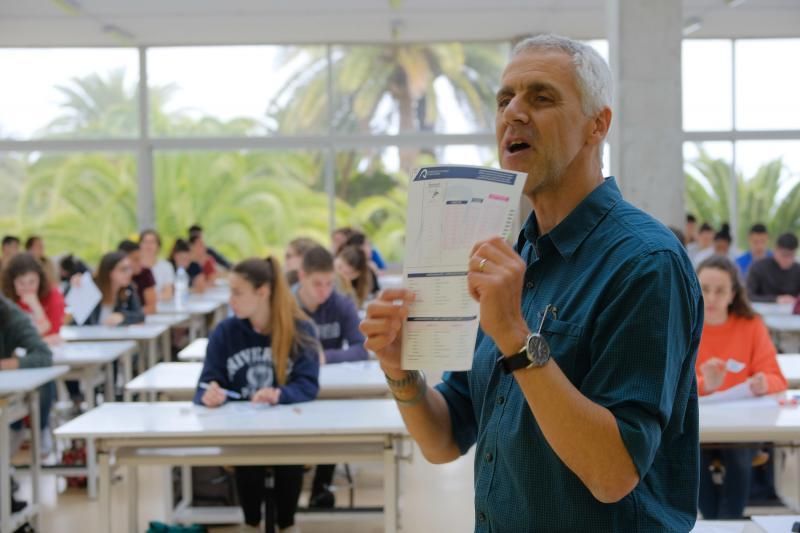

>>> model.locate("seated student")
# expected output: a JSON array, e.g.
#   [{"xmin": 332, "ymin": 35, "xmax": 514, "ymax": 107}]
[
  {"xmin": 696, "ymin": 255, "xmax": 787, "ymax": 519},
  {"xmin": 78, "ymin": 252, "xmax": 144, "ymax": 326},
  {"xmin": 690, "ymin": 223, "xmax": 715, "ymax": 267},
  {"xmin": 25, "ymin": 235, "xmax": 58, "ymax": 284},
  {"xmin": 747, "ymin": 232, "xmax": 800, "ymax": 304},
  {"xmin": 118, "ymin": 240, "xmax": 156, "ymax": 315},
  {"xmin": 189, "ymin": 234, "xmax": 217, "ymax": 285},
  {"xmin": 139, "ymin": 229, "xmax": 175, "ymax": 301},
  {"xmin": 58, "ymin": 254, "xmax": 89, "ymax": 294},
  {"xmin": 1, "ymin": 235, "xmax": 20, "ymax": 270},
  {"xmin": 293, "ymin": 245, "xmax": 367, "ymax": 508},
  {"xmin": 188, "ymin": 224, "xmax": 231, "ymax": 270},
  {"xmin": 194, "ymin": 257, "xmax": 319, "ymax": 533},
  {"xmin": 335, "ymin": 244, "xmax": 379, "ymax": 308},
  {"xmin": 170, "ymin": 239, "xmax": 207, "ymax": 293},
  {"xmin": 1, "ymin": 253, "xmax": 65, "ymax": 346},
  {"xmin": 737, "ymin": 223, "xmax": 771, "ymax": 277},
  {"xmin": 295, "ymin": 246, "xmax": 367, "ymax": 364},
  {"xmin": 1, "ymin": 294, "xmax": 55, "ymax": 512},
  {"xmin": 712, "ymin": 223, "xmax": 735, "ymax": 259},
  {"xmin": 284, "ymin": 237, "xmax": 319, "ymax": 286}
]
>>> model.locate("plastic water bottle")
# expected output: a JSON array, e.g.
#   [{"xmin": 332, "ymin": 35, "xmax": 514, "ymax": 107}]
[{"xmin": 174, "ymin": 267, "xmax": 189, "ymax": 310}]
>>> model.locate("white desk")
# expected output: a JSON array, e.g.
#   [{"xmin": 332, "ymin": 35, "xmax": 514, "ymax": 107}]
[
  {"xmin": 753, "ymin": 302, "xmax": 793, "ymax": 316},
  {"xmin": 0, "ymin": 366, "xmax": 69, "ymax": 533},
  {"xmin": 61, "ymin": 324, "xmax": 170, "ymax": 374},
  {"xmin": 55, "ymin": 400, "xmax": 406, "ymax": 533},
  {"xmin": 124, "ymin": 360, "xmax": 388, "ymax": 401},
  {"xmin": 157, "ymin": 299, "xmax": 225, "ymax": 337},
  {"xmin": 177, "ymin": 337, "xmax": 207, "ymax": 362},
  {"xmin": 779, "ymin": 354, "xmax": 800, "ymax": 388},
  {"xmin": 699, "ymin": 392, "xmax": 800, "ymax": 443},
  {"xmin": 51, "ymin": 341, "xmax": 137, "ymax": 408}
]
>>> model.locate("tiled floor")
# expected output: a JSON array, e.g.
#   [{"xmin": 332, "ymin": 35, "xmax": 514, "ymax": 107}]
[{"xmin": 15, "ymin": 443, "xmax": 476, "ymax": 533}]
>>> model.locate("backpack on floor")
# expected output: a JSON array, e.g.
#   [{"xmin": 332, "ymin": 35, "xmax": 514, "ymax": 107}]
[{"xmin": 146, "ymin": 522, "xmax": 207, "ymax": 533}]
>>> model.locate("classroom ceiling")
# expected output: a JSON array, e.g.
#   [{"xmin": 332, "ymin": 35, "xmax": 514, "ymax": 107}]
[{"xmin": 0, "ymin": 0, "xmax": 798, "ymax": 47}]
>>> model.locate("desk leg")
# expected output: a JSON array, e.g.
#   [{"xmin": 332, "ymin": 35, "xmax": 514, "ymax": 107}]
[
  {"xmin": 136, "ymin": 341, "xmax": 146, "ymax": 376},
  {"xmin": 104, "ymin": 362, "xmax": 114, "ymax": 404},
  {"xmin": 383, "ymin": 442, "xmax": 398, "ymax": 533},
  {"xmin": 127, "ymin": 465, "xmax": 139, "ymax": 533},
  {"xmin": 162, "ymin": 331, "xmax": 171, "ymax": 363},
  {"xmin": 122, "ymin": 353, "xmax": 133, "ymax": 396},
  {"xmin": 0, "ymin": 405, "xmax": 11, "ymax": 533},
  {"xmin": 87, "ymin": 437, "xmax": 98, "ymax": 499},
  {"xmin": 98, "ymin": 451, "xmax": 112, "ymax": 532},
  {"xmin": 82, "ymin": 369, "xmax": 95, "ymax": 410},
  {"xmin": 29, "ymin": 391, "xmax": 41, "ymax": 532}
]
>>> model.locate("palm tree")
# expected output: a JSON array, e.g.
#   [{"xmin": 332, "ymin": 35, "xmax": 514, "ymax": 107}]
[
  {"xmin": 268, "ymin": 43, "xmax": 507, "ymax": 173},
  {"xmin": 685, "ymin": 147, "xmax": 800, "ymax": 246}
]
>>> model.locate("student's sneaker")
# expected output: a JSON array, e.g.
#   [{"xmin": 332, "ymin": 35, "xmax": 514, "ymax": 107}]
[{"xmin": 308, "ymin": 487, "xmax": 335, "ymax": 509}]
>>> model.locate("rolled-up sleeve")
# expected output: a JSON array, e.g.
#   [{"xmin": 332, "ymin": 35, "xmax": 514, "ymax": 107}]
[
  {"xmin": 435, "ymin": 370, "xmax": 478, "ymax": 455},
  {"xmin": 580, "ymin": 250, "xmax": 701, "ymax": 478}
]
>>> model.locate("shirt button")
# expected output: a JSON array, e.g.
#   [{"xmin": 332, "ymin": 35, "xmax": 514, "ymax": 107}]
[
  {"xmin": 526, "ymin": 281, "xmax": 534, "ymax": 289},
  {"xmin": 496, "ymin": 396, "xmax": 505, "ymax": 406},
  {"xmin": 485, "ymin": 452, "xmax": 493, "ymax": 463},
  {"xmin": 478, "ymin": 512, "xmax": 487, "ymax": 522}
]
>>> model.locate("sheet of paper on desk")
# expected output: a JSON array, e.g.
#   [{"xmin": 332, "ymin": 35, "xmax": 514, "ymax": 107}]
[
  {"xmin": 698, "ymin": 381, "xmax": 757, "ymax": 404},
  {"xmin": 401, "ymin": 165, "xmax": 526, "ymax": 371},
  {"xmin": 65, "ymin": 272, "xmax": 102, "ymax": 326}
]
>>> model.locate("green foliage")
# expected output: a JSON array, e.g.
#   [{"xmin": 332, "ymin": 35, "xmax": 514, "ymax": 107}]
[{"xmin": 685, "ymin": 146, "xmax": 800, "ymax": 245}]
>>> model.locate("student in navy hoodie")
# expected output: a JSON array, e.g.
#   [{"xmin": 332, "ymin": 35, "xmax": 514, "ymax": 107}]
[
  {"xmin": 293, "ymin": 245, "xmax": 367, "ymax": 508},
  {"xmin": 194, "ymin": 256, "xmax": 320, "ymax": 533}
]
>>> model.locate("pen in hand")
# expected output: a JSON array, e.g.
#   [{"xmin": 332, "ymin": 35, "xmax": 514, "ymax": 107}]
[{"xmin": 199, "ymin": 381, "xmax": 242, "ymax": 400}]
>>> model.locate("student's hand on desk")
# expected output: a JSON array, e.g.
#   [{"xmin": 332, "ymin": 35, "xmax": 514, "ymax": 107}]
[
  {"xmin": 360, "ymin": 288, "xmax": 415, "ymax": 379},
  {"xmin": 700, "ymin": 357, "xmax": 727, "ymax": 393},
  {"xmin": 468, "ymin": 236, "xmax": 530, "ymax": 356},
  {"xmin": 749, "ymin": 372, "xmax": 769, "ymax": 395},
  {"xmin": 201, "ymin": 381, "xmax": 226, "ymax": 407},
  {"xmin": 777, "ymin": 295, "xmax": 797, "ymax": 305},
  {"xmin": 252, "ymin": 387, "xmax": 281, "ymax": 405},
  {"xmin": 103, "ymin": 313, "xmax": 124, "ymax": 327}
]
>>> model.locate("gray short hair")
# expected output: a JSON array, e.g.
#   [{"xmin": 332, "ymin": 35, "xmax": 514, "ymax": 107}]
[{"xmin": 512, "ymin": 34, "xmax": 612, "ymax": 117}]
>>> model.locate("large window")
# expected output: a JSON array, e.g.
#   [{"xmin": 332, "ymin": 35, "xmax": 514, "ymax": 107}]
[
  {"xmin": 683, "ymin": 38, "xmax": 800, "ymax": 250},
  {"xmin": 0, "ymin": 151, "xmax": 137, "ymax": 265},
  {"xmin": 148, "ymin": 46, "xmax": 327, "ymax": 137},
  {"xmin": 0, "ymin": 49, "xmax": 139, "ymax": 139}
]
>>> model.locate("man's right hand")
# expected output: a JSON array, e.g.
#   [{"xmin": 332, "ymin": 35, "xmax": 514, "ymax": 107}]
[
  {"xmin": 359, "ymin": 288, "xmax": 415, "ymax": 380},
  {"xmin": 201, "ymin": 381, "xmax": 226, "ymax": 407},
  {"xmin": 777, "ymin": 295, "xmax": 796, "ymax": 305}
]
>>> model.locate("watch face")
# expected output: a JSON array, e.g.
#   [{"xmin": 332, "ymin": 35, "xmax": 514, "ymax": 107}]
[{"xmin": 527, "ymin": 334, "xmax": 551, "ymax": 366}]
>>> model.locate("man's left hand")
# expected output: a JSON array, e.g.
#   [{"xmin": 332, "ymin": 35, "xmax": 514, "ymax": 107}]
[{"xmin": 468, "ymin": 236, "xmax": 530, "ymax": 355}]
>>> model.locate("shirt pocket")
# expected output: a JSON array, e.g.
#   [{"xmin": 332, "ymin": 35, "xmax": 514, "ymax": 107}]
[{"xmin": 541, "ymin": 318, "xmax": 584, "ymax": 378}]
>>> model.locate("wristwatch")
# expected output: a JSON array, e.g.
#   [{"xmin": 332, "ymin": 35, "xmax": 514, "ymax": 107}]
[{"xmin": 499, "ymin": 332, "xmax": 551, "ymax": 374}]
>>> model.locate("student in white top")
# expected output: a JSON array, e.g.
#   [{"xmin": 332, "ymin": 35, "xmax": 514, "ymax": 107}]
[{"xmin": 139, "ymin": 229, "xmax": 175, "ymax": 301}]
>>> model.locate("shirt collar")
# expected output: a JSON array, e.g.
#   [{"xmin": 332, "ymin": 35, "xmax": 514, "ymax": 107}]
[{"xmin": 522, "ymin": 177, "xmax": 622, "ymax": 261}]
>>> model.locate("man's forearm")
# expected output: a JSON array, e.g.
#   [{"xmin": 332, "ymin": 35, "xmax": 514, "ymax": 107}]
[
  {"xmin": 386, "ymin": 369, "xmax": 462, "ymax": 464},
  {"xmin": 514, "ymin": 360, "xmax": 639, "ymax": 503}
]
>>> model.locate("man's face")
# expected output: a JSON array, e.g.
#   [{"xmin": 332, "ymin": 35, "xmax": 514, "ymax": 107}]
[
  {"xmin": 1, "ymin": 241, "xmax": 18, "ymax": 258},
  {"xmin": 749, "ymin": 232, "xmax": 769, "ymax": 257},
  {"xmin": 698, "ymin": 229, "xmax": 714, "ymax": 248},
  {"xmin": 127, "ymin": 250, "xmax": 142, "ymax": 275},
  {"xmin": 774, "ymin": 247, "xmax": 796, "ymax": 270},
  {"xmin": 495, "ymin": 49, "xmax": 595, "ymax": 196},
  {"xmin": 299, "ymin": 270, "xmax": 335, "ymax": 306},
  {"xmin": 685, "ymin": 221, "xmax": 697, "ymax": 239}
]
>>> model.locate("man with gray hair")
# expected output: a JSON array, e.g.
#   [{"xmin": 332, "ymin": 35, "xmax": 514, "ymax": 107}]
[{"xmin": 361, "ymin": 34, "xmax": 702, "ymax": 530}]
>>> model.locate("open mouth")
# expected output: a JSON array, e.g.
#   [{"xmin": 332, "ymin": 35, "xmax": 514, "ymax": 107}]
[{"xmin": 507, "ymin": 141, "xmax": 531, "ymax": 154}]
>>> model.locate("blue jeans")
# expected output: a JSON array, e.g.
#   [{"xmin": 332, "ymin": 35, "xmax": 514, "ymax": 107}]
[
  {"xmin": 699, "ymin": 447, "xmax": 757, "ymax": 519},
  {"xmin": 10, "ymin": 381, "xmax": 55, "ymax": 431}
]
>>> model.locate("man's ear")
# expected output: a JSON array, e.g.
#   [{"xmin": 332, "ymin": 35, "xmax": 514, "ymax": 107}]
[{"xmin": 587, "ymin": 107, "xmax": 612, "ymax": 147}]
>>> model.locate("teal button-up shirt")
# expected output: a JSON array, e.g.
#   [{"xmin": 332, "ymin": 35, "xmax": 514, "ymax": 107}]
[{"xmin": 435, "ymin": 178, "xmax": 703, "ymax": 532}]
